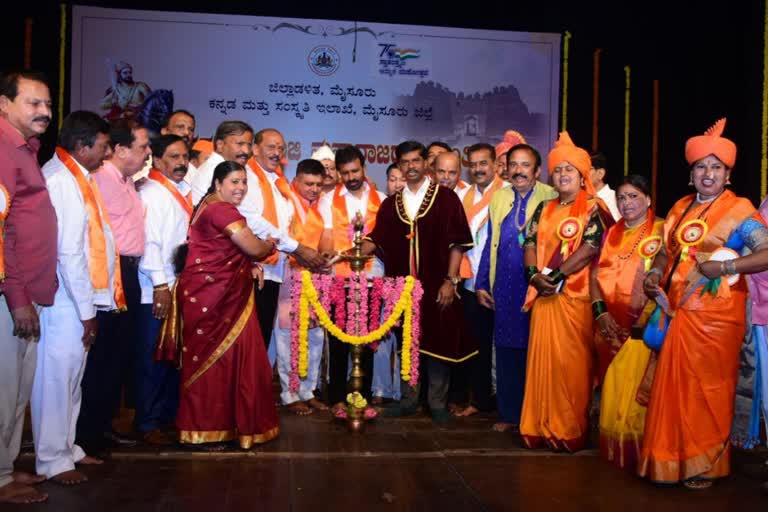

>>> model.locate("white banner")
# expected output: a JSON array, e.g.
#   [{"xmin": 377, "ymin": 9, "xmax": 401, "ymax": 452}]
[{"xmin": 71, "ymin": 6, "xmax": 561, "ymax": 187}]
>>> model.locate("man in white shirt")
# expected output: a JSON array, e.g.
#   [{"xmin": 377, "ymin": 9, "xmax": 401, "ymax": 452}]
[
  {"xmin": 317, "ymin": 145, "xmax": 387, "ymax": 412},
  {"xmin": 274, "ymin": 160, "xmax": 327, "ymax": 415},
  {"xmin": 590, "ymin": 152, "xmax": 621, "ymax": 221},
  {"xmin": 35, "ymin": 111, "xmax": 115, "ymax": 485},
  {"xmin": 454, "ymin": 143, "xmax": 506, "ymax": 418},
  {"xmin": 160, "ymin": 110, "xmax": 197, "ymax": 184},
  {"xmin": 191, "ymin": 123, "xmax": 325, "ymax": 349},
  {"xmin": 134, "ymin": 134, "xmax": 192, "ymax": 445}
]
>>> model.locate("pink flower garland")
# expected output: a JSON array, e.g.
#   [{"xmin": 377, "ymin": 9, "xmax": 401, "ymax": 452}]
[
  {"xmin": 358, "ymin": 274, "xmax": 369, "ymax": 336},
  {"xmin": 331, "ymin": 276, "xmax": 346, "ymax": 330},
  {"xmin": 289, "ymin": 275, "xmax": 303, "ymax": 392},
  {"xmin": 369, "ymin": 278, "xmax": 383, "ymax": 332},
  {"xmin": 289, "ymin": 271, "xmax": 423, "ymax": 390},
  {"xmin": 409, "ymin": 280, "xmax": 424, "ymax": 383}
]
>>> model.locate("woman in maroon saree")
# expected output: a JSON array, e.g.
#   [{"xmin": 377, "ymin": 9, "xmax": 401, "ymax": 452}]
[{"xmin": 172, "ymin": 161, "xmax": 278, "ymax": 449}]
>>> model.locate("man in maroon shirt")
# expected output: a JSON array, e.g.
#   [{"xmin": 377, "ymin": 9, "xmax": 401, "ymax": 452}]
[{"xmin": 0, "ymin": 70, "xmax": 57, "ymax": 505}]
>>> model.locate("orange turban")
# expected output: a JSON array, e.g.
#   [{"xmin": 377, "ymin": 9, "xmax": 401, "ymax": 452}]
[
  {"xmin": 684, "ymin": 118, "xmax": 737, "ymax": 168},
  {"xmin": 495, "ymin": 129, "xmax": 527, "ymax": 158},
  {"xmin": 192, "ymin": 139, "xmax": 213, "ymax": 154},
  {"xmin": 547, "ymin": 131, "xmax": 595, "ymax": 195}
]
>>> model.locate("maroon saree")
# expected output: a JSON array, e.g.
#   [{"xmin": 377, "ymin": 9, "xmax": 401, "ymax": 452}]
[{"xmin": 175, "ymin": 200, "xmax": 278, "ymax": 448}]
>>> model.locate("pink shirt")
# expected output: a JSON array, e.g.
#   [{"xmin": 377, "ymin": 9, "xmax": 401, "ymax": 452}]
[{"xmin": 92, "ymin": 160, "xmax": 145, "ymax": 257}]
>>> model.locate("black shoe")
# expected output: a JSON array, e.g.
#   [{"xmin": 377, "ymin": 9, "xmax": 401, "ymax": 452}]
[
  {"xmin": 104, "ymin": 431, "xmax": 138, "ymax": 448},
  {"xmin": 761, "ymin": 481, "xmax": 768, "ymax": 496}
]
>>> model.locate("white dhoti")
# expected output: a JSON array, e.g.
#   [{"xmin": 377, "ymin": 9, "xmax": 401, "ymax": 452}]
[
  {"xmin": 0, "ymin": 296, "xmax": 39, "ymax": 488},
  {"xmin": 275, "ymin": 325, "xmax": 324, "ymax": 404},
  {"xmin": 31, "ymin": 292, "xmax": 87, "ymax": 478},
  {"xmin": 274, "ymin": 267, "xmax": 325, "ymax": 404}
]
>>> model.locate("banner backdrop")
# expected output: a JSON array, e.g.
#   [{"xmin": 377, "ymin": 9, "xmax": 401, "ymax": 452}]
[{"xmin": 71, "ymin": 6, "xmax": 561, "ymax": 186}]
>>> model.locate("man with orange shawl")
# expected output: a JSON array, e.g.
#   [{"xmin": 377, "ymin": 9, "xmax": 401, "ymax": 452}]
[
  {"xmin": 520, "ymin": 132, "xmax": 613, "ymax": 452},
  {"xmin": 274, "ymin": 160, "xmax": 327, "ymax": 415},
  {"xmin": 640, "ymin": 119, "xmax": 768, "ymax": 489}
]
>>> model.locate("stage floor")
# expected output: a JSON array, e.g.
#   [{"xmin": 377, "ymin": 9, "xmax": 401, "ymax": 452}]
[{"xmin": 11, "ymin": 408, "xmax": 768, "ymax": 511}]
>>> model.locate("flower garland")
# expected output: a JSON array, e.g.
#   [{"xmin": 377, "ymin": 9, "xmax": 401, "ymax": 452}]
[
  {"xmin": 369, "ymin": 277, "xmax": 383, "ymax": 332},
  {"xmin": 289, "ymin": 276, "xmax": 303, "ymax": 392},
  {"xmin": 409, "ymin": 281, "xmax": 423, "ymax": 383},
  {"xmin": 331, "ymin": 276, "xmax": 346, "ymax": 329},
  {"xmin": 295, "ymin": 270, "xmax": 421, "ymax": 382}
]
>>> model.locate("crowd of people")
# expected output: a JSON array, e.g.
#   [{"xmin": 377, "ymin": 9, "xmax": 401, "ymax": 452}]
[{"xmin": 1, "ymin": 68, "xmax": 767, "ymax": 504}]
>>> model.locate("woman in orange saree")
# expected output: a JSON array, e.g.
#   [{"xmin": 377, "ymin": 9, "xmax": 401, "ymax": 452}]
[
  {"xmin": 590, "ymin": 175, "xmax": 663, "ymax": 470},
  {"xmin": 520, "ymin": 132, "xmax": 613, "ymax": 452},
  {"xmin": 170, "ymin": 161, "xmax": 279, "ymax": 450},
  {"xmin": 640, "ymin": 119, "xmax": 768, "ymax": 488}
]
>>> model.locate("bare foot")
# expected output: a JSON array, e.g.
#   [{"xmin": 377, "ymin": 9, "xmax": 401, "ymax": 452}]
[
  {"xmin": 492, "ymin": 422, "xmax": 516, "ymax": 433},
  {"xmin": 683, "ymin": 479, "xmax": 713, "ymax": 490},
  {"xmin": 0, "ymin": 481, "xmax": 48, "ymax": 504},
  {"xmin": 447, "ymin": 402, "xmax": 463, "ymax": 414},
  {"xmin": 77, "ymin": 455, "xmax": 104, "ymax": 465},
  {"xmin": 305, "ymin": 398, "xmax": 328, "ymax": 411},
  {"xmin": 12, "ymin": 471, "xmax": 46, "ymax": 485},
  {"xmin": 51, "ymin": 469, "xmax": 88, "ymax": 485},
  {"xmin": 454, "ymin": 405, "xmax": 479, "ymax": 417},
  {"xmin": 286, "ymin": 401, "xmax": 313, "ymax": 416}
]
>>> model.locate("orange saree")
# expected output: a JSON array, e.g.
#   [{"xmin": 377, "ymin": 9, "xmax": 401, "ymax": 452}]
[
  {"xmin": 519, "ymin": 192, "xmax": 612, "ymax": 452},
  {"xmin": 638, "ymin": 190, "xmax": 767, "ymax": 483},
  {"xmin": 175, "ymin": 200, "xmax": 279, "ymax": 448},
  {"xmin": 595, "ymin": 212, "xmax": 664, "ymax": 469}
]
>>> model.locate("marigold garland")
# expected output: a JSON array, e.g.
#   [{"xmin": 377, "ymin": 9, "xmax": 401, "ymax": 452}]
[{"xmin": 295, "ymin": 270, "xmax": 421, "ymax": 384}]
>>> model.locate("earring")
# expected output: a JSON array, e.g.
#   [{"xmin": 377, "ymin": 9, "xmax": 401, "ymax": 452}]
[
  {"xmin": 726, "ymin": 178, "xmax": 732, "ymax": 185},
  {"xmin": 688, "ymin": 179, "xmax": 694, "ymax": 186}
]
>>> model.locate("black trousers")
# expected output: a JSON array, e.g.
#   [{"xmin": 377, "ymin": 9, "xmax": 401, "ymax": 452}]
[
  {"xmin": 255, "ymin": 280, "xmax": 280, "ymax": 351},
  {"xmin": 77, "ymin": 255, "xmax": 141, "ymax": 444},
  {"xmin": 458, "ymin": 288, "xmax": 495, "ymax": 411}
]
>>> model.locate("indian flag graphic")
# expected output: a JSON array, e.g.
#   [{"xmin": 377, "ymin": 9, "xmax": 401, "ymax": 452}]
[{"xmin": 394, "ymin": 48, "xmax": 420, "ymax": 60}]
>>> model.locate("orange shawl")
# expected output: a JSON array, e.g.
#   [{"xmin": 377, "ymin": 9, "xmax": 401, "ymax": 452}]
[
  {"xmin": 248, "ymin": 158, "xmax": 291, "ymax": 265},
  {"xmin": 331, "ymin": 183, "xmax": 381, "ymax": 277},
  {"xmin": 56, "ymin": 147, "xmax": 126, "ymax": 310}
]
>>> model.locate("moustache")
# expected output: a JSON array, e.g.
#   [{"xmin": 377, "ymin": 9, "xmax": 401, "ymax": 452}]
[
  {"xmin": 511, "ymin": 173, "xmax": 528, "ymax": 180},
  {"xmin": 173, "ymin": 165, "xmax": 188, "ymax": 175},
  {"xmin": 236, "ymin": 153, "xmax": 249, "ymax": 160},
  {"xmin": 33, "ymin": 116, "xmax": 51, "ymax": 124}
]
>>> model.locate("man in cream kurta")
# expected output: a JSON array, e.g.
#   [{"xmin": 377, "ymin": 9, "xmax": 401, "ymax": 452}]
[{"xmin": 35, "ymin": 111, "xmax": 115, "ymax": 484}]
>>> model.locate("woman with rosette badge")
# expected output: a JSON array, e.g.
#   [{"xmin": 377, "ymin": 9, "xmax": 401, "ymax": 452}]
[
  {"xmin": 639, "ymin": 119, "xmax": 768, "ymax": 489},
  {"xmin": 590, "ymin": 174, "xmax": 664, "ymax": 470},
  {"xmin": 519, "ymin": 132, "xmax": 614, "ymax": 452}
]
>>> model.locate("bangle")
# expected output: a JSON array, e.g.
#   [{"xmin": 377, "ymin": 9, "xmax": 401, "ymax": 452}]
[
  {"xmin": 595, "ymin": 312, "xmax": 610, "ymax": 321},
  {"xmin": 724, "ymin": 259, "xmax": 737, "ymax": 275},
  {"xmin": 592, "ymin": 300, "xmax": 608, "ymax": 319},
  {"xmin": 549, "ymin": 268, "xmax": 565, "ymax": 284},
  {"xmin": 525, "ymin": 266, "xmax": 539, "ymax": 283},
  {"xmin": 153, "ymin": 284, "xmax": 169, "ymax": 292}
]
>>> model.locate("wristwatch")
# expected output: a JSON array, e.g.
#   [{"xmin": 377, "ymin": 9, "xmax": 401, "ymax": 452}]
[{"xmin": 445, "ymin": 275, "xmax": 461, "ymax": 286}]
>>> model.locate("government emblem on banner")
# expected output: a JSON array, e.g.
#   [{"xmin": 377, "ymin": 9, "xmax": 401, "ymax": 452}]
[{"xmin": 308, "ymin": 45, "xmax": 340, "ymax": 76}]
